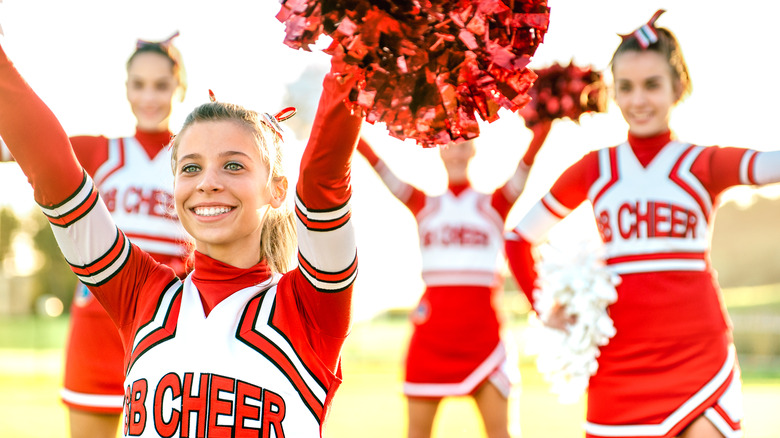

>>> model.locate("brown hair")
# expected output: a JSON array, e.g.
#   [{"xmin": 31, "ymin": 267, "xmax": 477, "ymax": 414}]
[
  {"xmin": 610, "ymin": 26, "xmax": 692, "ymax": 103},
  {"xmin": 170, "ymin": 102, "xmax": 296, "ymax": 274}
]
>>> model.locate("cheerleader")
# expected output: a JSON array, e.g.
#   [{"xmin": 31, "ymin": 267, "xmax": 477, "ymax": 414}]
[
  {"xmin": 505, "ymin": 10, "xmax": 780, "ymax": 438},
  {"xmin": 0, "ymin": 30, "xmax": 361, "ymax": 437},
  {"xmin": 0, "ymin": 32, "xmax": 190, "ymax": 438},
  {"xmin": 357, "ymin": 122, "xmax": 548, "ymax": 438}
]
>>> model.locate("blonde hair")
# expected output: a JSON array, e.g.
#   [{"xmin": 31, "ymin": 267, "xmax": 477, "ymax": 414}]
[{"xmin": 170, "ymin": 102, "xmax": 296, "ymax": 274}]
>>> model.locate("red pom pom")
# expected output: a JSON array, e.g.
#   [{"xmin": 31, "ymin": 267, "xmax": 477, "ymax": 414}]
[
  {"xmin": 278, "ymin": 0, "xmax": 550, "ymax": 147},
  {"xmin": 520, "ymin": 61, "xmax": 607, "ymax": 128}
]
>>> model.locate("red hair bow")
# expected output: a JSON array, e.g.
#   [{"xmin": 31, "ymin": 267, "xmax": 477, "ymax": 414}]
[
  {"xmin": 620, "ymin": 9, "xmax": 665, "ymax": 49},
  {"xmin": 136, "ymin": 30, "xmax": 180, "ymax": 51}
]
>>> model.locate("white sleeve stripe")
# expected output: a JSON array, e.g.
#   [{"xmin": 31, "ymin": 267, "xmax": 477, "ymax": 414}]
[
  {"xmin": 38, "ymin": 172, "xmax": 94, "ymax": 218},
  {"xmin": 299, "ymin": 266, "xmax": 357, "ymax": 292},
  {"xmin": 751, "ymin": 150, "xmax": 780, "ymax": 185},
  {"xmin": 541, "ymin": 193, "xmax": 571, "ymax": 217},
  {"xmin": 72, "ymin": 235, "xmax": 132, "ymax": 287},
  {"xmin": 42, "ymin": 175, "xmax": 129, "ymax": 285},
  {"xmin": 294, "ymin": 194, "xmax": 351, "ymax": 221},
  {"xmin": 513, "ymin": 201, "xmax": 564, "ymax": 245},
  {"xmin": 739, "ymin": 150, "xmax": 757, "ymax": 185}
]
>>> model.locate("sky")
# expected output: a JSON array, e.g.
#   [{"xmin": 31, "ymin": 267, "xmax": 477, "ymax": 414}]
[{"xmin": 1, "ymin": 0, "xmax": 780, "ymax": 320}]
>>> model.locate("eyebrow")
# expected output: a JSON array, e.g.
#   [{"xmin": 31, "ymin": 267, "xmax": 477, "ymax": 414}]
[
  {"xmin": 178, "ymin": 150, "xmax": 252, "ymax": 162},
  {"xmin": 617, "ymin": 74, "xmax": 664, "ymax": 83}
]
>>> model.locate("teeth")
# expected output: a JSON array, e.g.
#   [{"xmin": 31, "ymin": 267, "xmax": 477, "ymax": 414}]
[{"xmin": 194, "ymin": 206, "xmax": 231, "ymax": 217}]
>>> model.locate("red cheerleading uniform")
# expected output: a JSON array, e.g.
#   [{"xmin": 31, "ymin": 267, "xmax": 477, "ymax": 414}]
[
  {"xmin": 358, "ymin": 138, "xmax": 534, "ymax": 398},
  {"xmin": 0, "ymin": 44, "xmax": 362, "ymax": 437},
  {"xmin": 506, "ymin": 130, "xmax": 780, "ymax": 438}
]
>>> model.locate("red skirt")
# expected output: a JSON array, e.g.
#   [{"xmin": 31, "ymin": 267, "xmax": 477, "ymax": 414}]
[
  {"xmin": 403, "ymin": 285, "xmax": 517, "ymax": 398},
  {"xmin": 61, "ymin": 284, "xmax": 125, "ymax": 413},
  {"xmin": 585, "ymin": 330, "xmax": 742, "ymax": 437}
]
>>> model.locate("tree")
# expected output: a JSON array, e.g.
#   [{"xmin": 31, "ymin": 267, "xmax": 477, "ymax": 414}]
[
  {"xmin": 30, "ymin": 211, "xmax": 78, "ymax": 309},
  {"xmin": 0, "ymin": 207, "xmax": 20, "ymax": 271}
]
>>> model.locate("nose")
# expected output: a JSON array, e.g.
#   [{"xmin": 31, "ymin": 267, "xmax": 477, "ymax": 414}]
[
  {"xmin": 196, "ymin": 166, "xmax": 223, "ymax": 193},
  {"xmin": 629, "ymin": 88, "xmax": 648, "ymax": 106}
]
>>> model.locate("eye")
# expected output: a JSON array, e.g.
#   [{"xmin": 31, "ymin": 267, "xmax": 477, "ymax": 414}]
[
  {"xmin": 180, "ymin": 163, "xmax": 200, "ymax": 173},
  {"xmin": 156, "ymin": 81, "xmax": 173, "ymax": 92},
  {"xmin": 645, "ymin": 77, "xmax": 663, "ymax": 90},
  {"xmin": 225, "ymin": 162, "xmax": 244, "ymax": 171}
]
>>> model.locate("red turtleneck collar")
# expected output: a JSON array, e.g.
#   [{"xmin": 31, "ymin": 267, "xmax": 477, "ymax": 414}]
[
  {"xmin": 448, "ymin": 181, "xmax": 470, "ymax": 196},
  {"xmin": 190, "ymin": 251, "xmax": 272, "ymax": 316},
  {"xmin": 627, "ymin": 130, "xmax": 673, "ymax": 167},
  {"xmin": 135, "ymin": 128, "xmax": 173, "ymax": 160}
]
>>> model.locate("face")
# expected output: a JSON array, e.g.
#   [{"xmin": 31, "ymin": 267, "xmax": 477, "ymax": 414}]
[
  {"xmin": 439, "ymin": 140, "xmax": 475, "ymax": 184},
  {"xmin": 126, "ymin": 52, "xmax": 179, "ymax": 132},
  {"xmin": 173, "ymin": 120, "xmax": 286, "ymax": 266},
  {"xmin": 613, "ymin": 50, "xmax": 680, "ymax": 137}
]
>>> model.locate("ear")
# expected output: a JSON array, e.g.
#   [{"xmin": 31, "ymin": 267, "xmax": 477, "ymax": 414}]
[
  {"xmin": 268, "ymin": 176, "xmax": 288, "ymax": 209},
  {"xmin": 672, "ymin": 78, "xmax": 684, "ymax": 103},
  {"xmin": 176, "ymin": 81, "xmax": 186, "ymax": 103}
]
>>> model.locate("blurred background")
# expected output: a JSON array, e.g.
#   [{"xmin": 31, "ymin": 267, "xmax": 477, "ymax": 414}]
[{"xmin": 1, "ymin": 0, "xmax": 779, "ymax": 436}]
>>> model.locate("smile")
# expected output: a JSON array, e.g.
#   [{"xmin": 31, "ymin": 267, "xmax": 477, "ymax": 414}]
[{"xmin": 193, "ymin": 206, "xmax": 233, "ymax": 216}]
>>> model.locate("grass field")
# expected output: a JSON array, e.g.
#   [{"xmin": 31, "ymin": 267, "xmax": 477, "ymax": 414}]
[{"xmin": 0, "ymin": 313, "xmax": 779, "ymax": 437}]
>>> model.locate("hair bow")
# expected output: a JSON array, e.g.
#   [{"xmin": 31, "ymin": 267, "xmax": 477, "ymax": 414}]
[
  {"xmin": 620, "ymin": 9, "xmax": 665, "ymax": 49},
  {"xmin": 136, "ymin": 30, "xmax": 180, "ymax": 51},
  {"xmin": 207, "ymin": 90, "xmax": 296, "ymax": 142}
]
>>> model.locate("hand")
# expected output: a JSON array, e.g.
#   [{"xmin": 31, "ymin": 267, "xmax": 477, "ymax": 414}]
[
  {"xmin": 521, "ymin": 118, "xmax": 551, "ymax": 166},
  {"xmin": 541, "ymin": 302, "xmax": 577, "ymax": 332}
]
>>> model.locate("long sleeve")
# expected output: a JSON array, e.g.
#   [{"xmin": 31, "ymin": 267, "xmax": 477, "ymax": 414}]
[
  {"xmin": 0, "ymin": 44, "xmax": 83, "ymax": 205},
  {"xmin": 504, "ymin": 231, "xmax": 538, "ymax": 307},
  {"xmin": 0, "ymin": 44, "xmax": 174, "ymax": 332},
  {"xmin": 356, "ymin": 137, "xmax": 426, "ymax": 215},
  {"xmin": 492, "ymin": 121, "xmax": 551, "ymax": 219},
  {"xmin": 751, "ymin": 150, "xmax": 780, "ymax": 185},
  {"xmin": 288, "ymin": 68, "xmax": 363, "ymax": 371}
]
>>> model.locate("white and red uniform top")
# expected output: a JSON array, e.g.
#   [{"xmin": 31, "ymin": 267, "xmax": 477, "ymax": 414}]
[
  {"xmin": 0, "ymin": 44, "xmax": 362, "ymax": 437},
  {"xmin": 506, "ymin": 131, "xmax": 775, "ymax": 338},
  {"xmin": 417, "ymin": 186, "xmax": 508, "ymax": 287},
  {"xmin": 359, "ymin": 138, "xmax": 530, "ymax": 289}
]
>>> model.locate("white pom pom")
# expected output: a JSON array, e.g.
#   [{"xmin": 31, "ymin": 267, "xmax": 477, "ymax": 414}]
[{"xmin": 523, "ymin": 235, "xmax": 619, "ymax": 403}]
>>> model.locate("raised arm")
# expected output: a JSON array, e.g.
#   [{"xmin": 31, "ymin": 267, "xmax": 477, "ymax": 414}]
[
  {"xmin": 0, "ymin": 43, "xmax": 172, "ymax": 332},
  {"xmin": 356, "ymin": 136, "xmax": 426, "ymax": 215},
  {"xmin": 492, "ymin": 119, "xmax": 551, "ymax": 219},
  {"xmin": 285, "ymin": 61, "xmax": 363, "ymax": 370},
  {"xmin": 0, "ymin": 44, "xmax": 83, "ymax": 205}
]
